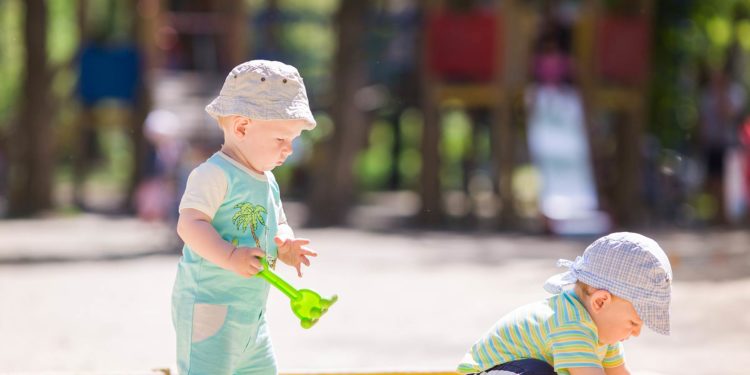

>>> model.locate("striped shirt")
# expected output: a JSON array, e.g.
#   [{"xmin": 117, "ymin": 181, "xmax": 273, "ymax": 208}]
[{"xmin": 457, "ymin": 290, "xmax": 624, "ymax": 374}]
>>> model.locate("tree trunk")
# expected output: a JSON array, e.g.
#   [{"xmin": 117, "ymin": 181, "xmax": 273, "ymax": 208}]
[
  {"xmin": 225, "ymin": 0, "xmax": 249, "ymax": 68},
  {"xmin": 418, "ymin": 0, "xmax": 443, "ymax": 226},
  {"xmin": 123, "ymin": 0, "xmax": 154, "ymax": 213},
  {"xmin": 258, "ymin": 0, "xmax": 282, "ymax": 60},
  {"xmin": 493, "ymin": 0, "xmax": 518, "ymax": 228},
  {"xmin": 7, "ymin": 0, "xmax": 54, "ymax": 217},
  {"xmin": 307, "ymin": 1, "xmax": 370, "ymax": 226}
]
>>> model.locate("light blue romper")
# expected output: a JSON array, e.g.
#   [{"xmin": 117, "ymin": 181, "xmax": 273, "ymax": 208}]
[{"xmin": 172, "ymin": 153, "xmax": 281, "ymax": 375}]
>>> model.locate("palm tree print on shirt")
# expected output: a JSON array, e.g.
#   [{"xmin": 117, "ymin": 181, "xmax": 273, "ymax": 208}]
[{"xmin": 232, "ymin": 202, "xmax": 276, "ymax": 268}]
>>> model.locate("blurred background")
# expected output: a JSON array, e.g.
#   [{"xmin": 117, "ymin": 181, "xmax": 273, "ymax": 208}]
[
  {"xmin": 0, "ymin": 0, "xmax": 749, "ymax": 374},
  {"xmin": 2, "ymin": 0, "xmax": 750, "ymax": 229}
]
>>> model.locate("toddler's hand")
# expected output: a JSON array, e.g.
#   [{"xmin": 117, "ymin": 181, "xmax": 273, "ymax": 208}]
[
  {"xmin": 275, "ymin": 236, "xmax": 317, "ymax": 277},
  {"xmin": 227, "ymin": 247, "xmax": 266, "ymax": 278}
]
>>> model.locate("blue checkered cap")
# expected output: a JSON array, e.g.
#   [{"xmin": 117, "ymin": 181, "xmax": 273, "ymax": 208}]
[
  {"xmin": 205, "ymin": 60, "xmax": 316, "ymax": 129},
  {"xmin": 544, "ymin": 232, "xmax": 673, "ymax": 335}
]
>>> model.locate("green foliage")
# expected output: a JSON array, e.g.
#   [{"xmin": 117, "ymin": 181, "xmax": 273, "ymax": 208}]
[
  {"xmin": 512, "ymin": 164, "xmax": 540, "ymax": 218},
  {"xmin": 267, "ymin": 0, "xmax": 337, "ymax": 100},
  {"xmin": 86, "ymin": 0, "xmax": 132, "ymax": 42},
  {"xmin": 308, "ymin": 112, "xmax": 334, "ymax": 142},
  {"xmin": 245, "ymin": 0, "xmax": 267, "ymax": 11},
  {"xmin": 274, "ymin": 112, "xmax": 329, "ymax": 189},
  {"xmin": 284, "ymin": 22, "xmax": 335, "ymax": 64},
  {"xmin": 399, "ymin": 108, "xmax": 422, "ymax": 145},
  {"xmin": 273, "ymin": 162, "xmax": 293, "ymax": 188},
  {"xmin": 353, "ymin": 107, "xmax": 426, "ymax": 191},
  {"xmin": 398, "ymin": 148, "xmax": 421, "ymax": 188},
  {"xmin": 279, "ymin": 0, "xmax": 339, "ymax": 14},
  {"xmin": 0, "ymin": 0, "xmax": 80, "ymax": 131},
  {"xmin": 0, "ymin": 0, "xmax": 23, "ymax": 128},
  {"xmin": 440, "ymin": 108, "xmax": 472, "ymax": 190},
  {"xmin": 282, "ymin": 20, "xmax": 335, "ymax": 100},
  {"xmin": 441, "ymin": 109, "xmax": 472, "ymax": 160},
  {"xmin": 650, "ymin": 0, "xmax": 750, "ymax": 148},
  {"xmin": 355, "ymin": 120, "xmax": 393, "ymax": 189},
  {"xmin": 48, "ymin": 0, "xmax": 78, "ymax": 65},
  {"xmin": 737, "ymin": 19, "xmax": 750, "ymax": 49},
  {"xmin": 397, "ymin": 108, "xmax": 423, "ymax": 189},
  {"xmin": 87, "ymin": 121, "xmax": 133, "ymax": 186}
]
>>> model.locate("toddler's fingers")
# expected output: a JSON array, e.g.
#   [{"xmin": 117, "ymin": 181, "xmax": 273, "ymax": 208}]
[
  {"xmin": 247, "ymin": 257, "xmax": 261, "ymax": 270},
  {"xmin": 242, "ymin": 265, "xmax": 258, "ymax": 278},
  {"xmin": 273, "ymin": 236, "xmax": 286, "ymax": 246},
  {"xmin": 300, "ymin": 247, "xmax": 317, "ymax": 257},
  {"xmin": 301, "ymin": 255, "xmax": 311, "ymax": 267},
  {"xmin": 248, "ymin": 248, "xmax": 266, "ymax": 258},
  {"xmin": 293, "ymin": 238, "xmax": 311, "ymax": 246}
]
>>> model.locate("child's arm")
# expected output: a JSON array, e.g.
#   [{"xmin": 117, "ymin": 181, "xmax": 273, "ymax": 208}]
[
  {"xmin": 567, "ymin": 368, "xmax": 607, "ymax": 375},
  {"xmin": 566, "ymin": 366, "xmax": 631, "ymax": 375},
  {"xmin": 274, "ymin": 223, "xmax": 317, "ymax": 277},
  {"xmin": 604, "ymin": 365, "xmax": 631, "ymax": 375},
  {"xmin": 177, "ymin": 208, "xmax": 265, "ymax": 277}
]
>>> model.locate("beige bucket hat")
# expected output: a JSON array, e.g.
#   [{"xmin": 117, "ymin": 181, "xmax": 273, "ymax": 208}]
[{"xmin": 205, "ymin": 60, "xmax": 316, "ymax": 129}]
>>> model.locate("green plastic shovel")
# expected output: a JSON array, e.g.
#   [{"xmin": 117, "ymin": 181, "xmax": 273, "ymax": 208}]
[{"xmin": 257, "ymin": 257, "xmax": 337, "ymax": 329}]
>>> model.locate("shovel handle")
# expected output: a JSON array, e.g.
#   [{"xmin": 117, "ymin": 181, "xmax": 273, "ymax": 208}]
[{"xmin": 257, "ymin": 258, "xmax": 301, "ymax": 300}]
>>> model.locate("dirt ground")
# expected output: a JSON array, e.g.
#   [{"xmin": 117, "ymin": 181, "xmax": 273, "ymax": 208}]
[{"xmin": 0, "ymin": 214, "xmax": 748, "ymax": 375}]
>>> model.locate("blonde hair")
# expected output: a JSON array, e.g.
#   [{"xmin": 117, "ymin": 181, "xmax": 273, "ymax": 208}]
[
  {"xmin": 216, "ymin": 115, "xmax": 255, "ymax": 136},
  {"xmin": 217, "ymin": 115, "xmax": 237, "ymax": 129},
  {"xmin": 575, "ymin": 281, "xmax": 625, "ymax": 302},
  {"xmin": 574, "ymin": 281, "xmax": 596, "ymax": 297}
]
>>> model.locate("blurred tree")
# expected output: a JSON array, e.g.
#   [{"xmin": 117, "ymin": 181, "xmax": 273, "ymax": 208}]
[
  {"xmin": 7, "ymin": 0, "xmax": 54, "ymax": 216},
  {"xmin": 307, "ymin": 0, "xmax": 371, "ymax": 226},
  {"xmin": 124, "ymin": 0, "xmax": 154, "ymax": 213},
  {"xmin": 417, "ymin": 0, "xmax": 443, "ymax": 226},
  {"xmin": 650, "ymin": 1, "xmax": 750, "ymax": 150},
  {"xmin": 647, "ymin": 0, "xmax": 750, "ymax": 224},
  {"xmin": 255, "ymin": 0, "xmax": 283, "ymax": 61},
  {"xmin": 71, "ymin": 0, "xmax": 154, "ymax": 212}
]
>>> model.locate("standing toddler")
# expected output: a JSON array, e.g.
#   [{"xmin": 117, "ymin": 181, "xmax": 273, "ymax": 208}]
[{"xmin": 172, "ymin": 60, "xmax": 317, "ymax": 375}]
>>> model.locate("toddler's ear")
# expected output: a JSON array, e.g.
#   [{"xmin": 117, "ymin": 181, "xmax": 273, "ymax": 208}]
[
  {"xmin": 589, "ymin": 289, "xmax": 613, "ymax": 312},
  {"xmin": 232, "ymin": 116, "xmax": 251, "ymax": 137}
]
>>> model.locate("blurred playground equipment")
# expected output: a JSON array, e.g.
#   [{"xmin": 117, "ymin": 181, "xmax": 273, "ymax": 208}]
[
  {"xmin": 4, "ymin": 0, "xmax": 747, "ymax": 229},
  {"xmin": 420, "ymin": 0, "xmax": 653, "ymax": 232}
]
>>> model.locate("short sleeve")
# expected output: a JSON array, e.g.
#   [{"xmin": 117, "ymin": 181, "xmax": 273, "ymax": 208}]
[
  {"xmin": 266, "ymin": 172, "xmax": 288, "ymax": 225},
  {"xmin": 549, "ymin": 323, "xmax": 602, "ymax": 372},
  {"xmin": 602, "ymin": 342, "xmax": 625, "ymax": 368},
  {"xmin": 179, "ymin": 163, "xmax": 227, "ymax": 219}
]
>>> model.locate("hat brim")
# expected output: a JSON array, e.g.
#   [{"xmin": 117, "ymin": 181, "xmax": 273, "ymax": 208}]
[
  {"xmin": 633, "ymin": 301, "xmax": 670, "ymax": 335},
  {"xmin": 205, "ymin": 96, "xmax": 316, "ymax": 130}
]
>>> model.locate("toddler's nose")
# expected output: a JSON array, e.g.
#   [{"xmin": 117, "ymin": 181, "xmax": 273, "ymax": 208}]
[
  {"xmin": 282, "ymin": 147, "xmax": 293, "ymax": 158},
  {"xmin": 632, "ymin": 325, "xmax": 642, "ymax": 337},
  {"xmin": 281, "ymin": 142, "xmax": 293, "ymax": 157}
]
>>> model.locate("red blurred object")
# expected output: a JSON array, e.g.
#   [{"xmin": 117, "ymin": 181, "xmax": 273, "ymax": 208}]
[
  {"xmin": 741, "ymin": 119, "xmax": 750, "ymax": 146},
  {"xmin": 426, "ymin": 10, "xmax": 499, "ymax": 81},
  {"xmin": 741, "ymin": 119, "xmax": 750, "ymax": 202},
  {"xmin": 596, "ymin": 16, "xmax": 651, "ymax": 85}
]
